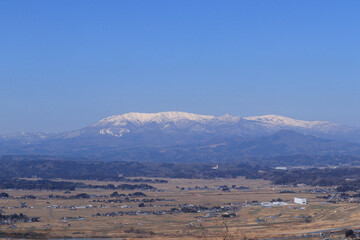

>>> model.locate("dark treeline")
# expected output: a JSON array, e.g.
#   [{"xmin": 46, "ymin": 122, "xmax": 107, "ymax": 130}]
[
  {"xmin": 261, "ymin": 168, "xmax": 360, "ymax": 186},
  {"xmin": 0, "ymin": 213, "xmax": 39, "ymax": 224},
  {"xmin": 2, "ymin": 156, "xmax": 360, "ymax": 190},
  {"xmin": 260, "ymin": 167, "xmax": 360, "ymax": 191},
  {"xmin": 2, "ymin": 154, "xmax": 360, "ymax": 167},
  {"xmin": 0, "ymin": 157, "xmax": 266, "ymax": 180},
  {"xmin": 0, "ymin": 231, "xmax": 46, "ymax": 239},
  {"xmin": 0, "ymin": 179, "xmax": 158, "ymax": 191}
]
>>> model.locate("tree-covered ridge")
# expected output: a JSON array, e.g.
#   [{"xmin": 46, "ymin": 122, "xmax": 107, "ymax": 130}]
[{"xmin": 1, "ymin": 156, "xmax": 360, "ymax": 190}]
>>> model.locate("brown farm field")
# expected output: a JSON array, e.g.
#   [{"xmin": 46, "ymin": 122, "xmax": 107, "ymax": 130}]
[{"xmin": 0, "ymin": 177, "xmax": 359, "ymax": 239}]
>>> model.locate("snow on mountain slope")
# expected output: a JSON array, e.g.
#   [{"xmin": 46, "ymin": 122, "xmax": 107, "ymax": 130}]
[
  {"xmin": 93, "ymin": 112, "xmax": 215, "ymax": 126},
  {"xmin": 68, "ymin": 111, "xmax": 357, "ymax": 142},
  {"xmin": 2, "ymin": 112, "xmax": 359, "ymax": 144},
  {"xmin": 93, "ymin": 112, "xmax": 345, "ymax": 131},
  {"xmin": 86, "ymin": 112, "xmax": 218, "ymax": 138},
  {"xmin": 2, "ymin": 112, "xmax": 360, "ymax": 159},
  {"xmin": 244, "ymin": 114, "xmax": 355, "ymax": 136},
  {"xmin": 244, "ymin": 115, "xmax": 327, "ymax": 128},
  {"xmin": 95, "ymin": 112, "xmax": 338, "ymax": 129}
]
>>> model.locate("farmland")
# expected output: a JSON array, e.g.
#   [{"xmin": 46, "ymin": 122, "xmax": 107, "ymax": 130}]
[{"xmin": 0, "ymin": 177, "xmax": 359, "ymax": 239}]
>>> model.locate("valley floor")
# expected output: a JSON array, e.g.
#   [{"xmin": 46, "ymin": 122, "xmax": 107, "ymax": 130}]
[{"xmin": 0, "ymin": 177, "xmax": 358, "ymax": 239}]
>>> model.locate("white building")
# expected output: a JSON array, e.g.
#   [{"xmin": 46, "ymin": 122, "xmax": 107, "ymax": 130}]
[
  {"xmin": 294, "ymin": 197, "xmax": 307, "ymax": 205},
  {"xmin": 261, "ymin": 201, "xmax": 288, "ymax": 206},
  {"xmin": 212, "ymin": 164, "xmax": 219, "ymax": 170}
]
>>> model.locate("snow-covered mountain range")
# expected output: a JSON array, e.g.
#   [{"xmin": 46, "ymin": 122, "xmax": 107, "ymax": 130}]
[
  {"xmin": 1, "ymin": 112, "xmax": 360, "ymax": 161},
  {"xmin": 66, "ymin": 112, "xmax": 358, "ymax": 141}
]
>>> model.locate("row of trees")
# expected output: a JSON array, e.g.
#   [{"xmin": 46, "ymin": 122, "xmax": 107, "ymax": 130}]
[{"xmin": 0, "ymin": 179, "xmax": 158, "ymax": 191}]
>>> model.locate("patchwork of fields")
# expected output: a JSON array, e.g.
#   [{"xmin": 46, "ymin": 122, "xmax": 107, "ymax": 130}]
[{"xmin": 0, "ymin": 177, "xmax": 359, "ymax": 239}]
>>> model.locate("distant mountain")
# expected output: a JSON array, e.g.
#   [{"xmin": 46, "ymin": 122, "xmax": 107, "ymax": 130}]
[
  {"xmin": 0, "ymin": 132, "xmax": 54, "ymax": 143},
  {"xmin": 1, "ymin": 111, "xmax": 360, "ymax": 162},
  {"xmin": 244, "ymin": 115, "xmax": 360, "ymax": 142},
  {"xmin": 57, "ymin": 112, "xmax": 360, "ymax": 142}
]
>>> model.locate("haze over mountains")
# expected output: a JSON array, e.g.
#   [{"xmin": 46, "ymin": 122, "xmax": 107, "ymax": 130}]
[{"xmin": 1, "ymin": 112, "xmax": 360, "ymax": 162}]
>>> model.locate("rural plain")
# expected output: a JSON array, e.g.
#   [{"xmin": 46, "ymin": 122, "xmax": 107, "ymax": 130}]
[{"xmin": 0, "ymin": 177, "xmax": 359, "ymax": 239}]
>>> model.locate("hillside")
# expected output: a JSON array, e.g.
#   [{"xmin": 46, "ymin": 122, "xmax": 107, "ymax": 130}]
[{"xmin": 1, "ymin": 112, "xmax": 360, "ymax": 162}]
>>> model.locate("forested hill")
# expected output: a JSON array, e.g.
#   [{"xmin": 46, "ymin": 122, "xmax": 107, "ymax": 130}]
[{"xmin": 1, "ymin": 156, "xmax": 360, "ymax": 191}]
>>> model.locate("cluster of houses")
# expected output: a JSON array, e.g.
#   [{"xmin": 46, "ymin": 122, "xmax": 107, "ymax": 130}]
[
  {"xmin": 60, "ymin": 216, "xmax": 85, "ymax": 222},
  {"xmin": 93, "ymin": 197, "xmax": 175, "ymax": 204},
  {"xmin": 317, "ymin": 192, "xmax": 360, "ymax": 203},
  {"xmin": 177, "ymin": 185, "xmax": 250, "ymax": 192},
  {"xmin": 94, "ymin": 203, "xmax": 241, "ymax": 218},
  {"xmin": 258, "ymin": 197, "xmax": 306, "ymax": 207}
]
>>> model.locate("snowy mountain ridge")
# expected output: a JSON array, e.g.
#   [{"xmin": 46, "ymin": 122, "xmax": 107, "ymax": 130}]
[
  {"xmin": 94, "ymin": 111, "xmax": 330, "ymax": 127},
  {"xmin": 78, "ymin": 111, "xmax": 358, "ymax": 142},
  {"xmin": 93, "ymin": 112, "xmax": 216, "ymax": 127},
  {"xmin": 244, "ymin": 114, "xmax": 338, "ymax": 128},
  {"xmin": 1, "ymin": 112, "xmax": 359, "ymax": 143},
  {"xmin": 1, "ymin": 112, "xmax": 360, "ymax": 160}
]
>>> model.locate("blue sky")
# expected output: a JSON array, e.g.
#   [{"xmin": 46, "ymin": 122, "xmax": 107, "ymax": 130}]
[{"xmin": 1, "ymin": 0, "xmax": 360, "ymax": 133}]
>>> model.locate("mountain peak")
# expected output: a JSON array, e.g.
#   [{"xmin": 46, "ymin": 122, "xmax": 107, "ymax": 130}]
[
  {"xmin": 218, "ymin": 114, "xmax": 241, "ymax": 121},
  {"xmin": 94, "ymin": 111, "xmax": 215, "ymax": 126},
  {"xmin": 244, "ymin": 114, "xmax": 327, "ymax": 128},
  {"xmin": 2, "ymin": 111, "xmax": 360, "ymax": 160}
]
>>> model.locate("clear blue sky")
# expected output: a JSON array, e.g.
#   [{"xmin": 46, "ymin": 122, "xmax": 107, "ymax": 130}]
[{"xmin": 1, "ymin": 0, "xmax": 360, "ymax": 133}]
